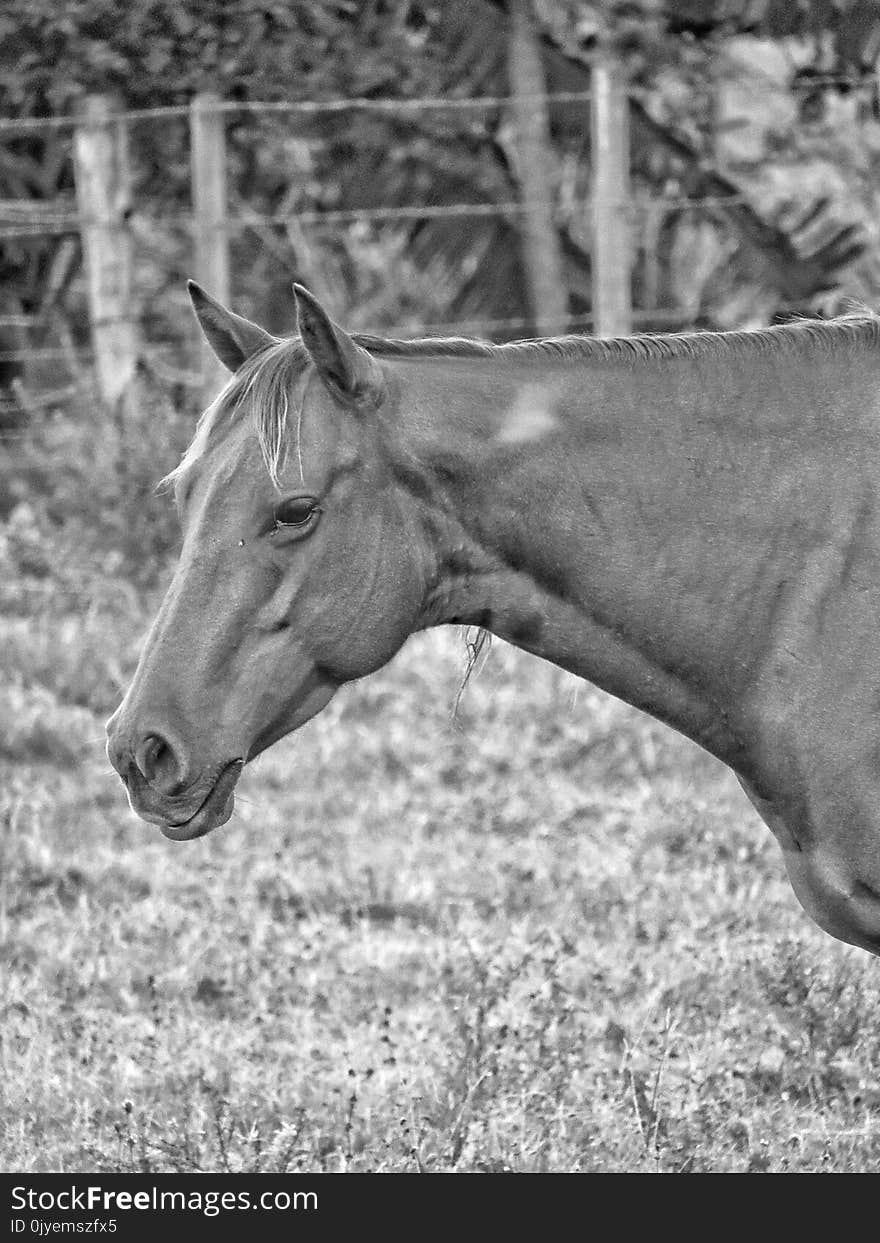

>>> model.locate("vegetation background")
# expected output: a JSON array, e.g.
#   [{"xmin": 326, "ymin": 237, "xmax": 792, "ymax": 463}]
[{"xmin": 2, "ymin": 0, "xmax": 880, "ymax": 1172}]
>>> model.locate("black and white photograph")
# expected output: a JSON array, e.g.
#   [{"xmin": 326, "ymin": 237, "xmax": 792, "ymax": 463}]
[{"xmin": 3, "ymin": 0, "xmax": 880, "ymax": 1191}]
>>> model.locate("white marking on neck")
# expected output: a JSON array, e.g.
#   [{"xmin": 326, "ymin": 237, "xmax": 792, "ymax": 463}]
[{"xmin": 497, "ymin": 383, "xmax": 559, "ymax": 444}]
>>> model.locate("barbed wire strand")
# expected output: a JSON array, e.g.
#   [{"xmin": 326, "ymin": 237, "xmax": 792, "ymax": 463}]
[
  {"xmin": 0, "ymin": 193, "xmax": 758, "ymax": 243},
  {"xmin": 1, "ymin": 67, "xmax": 879, "ymax": 135},
  {"xmin": 0, "ymin": 90, "xmax": 597, "ymax": 134}
]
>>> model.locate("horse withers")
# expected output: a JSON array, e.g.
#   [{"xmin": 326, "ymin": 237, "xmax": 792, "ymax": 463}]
[{"xmin": 106, "ymin": 282, "xmax": 880, "ymax": 955}]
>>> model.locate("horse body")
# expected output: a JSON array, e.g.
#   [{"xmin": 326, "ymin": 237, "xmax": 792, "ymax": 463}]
[{"xmin": 106, "ymin": 284, "xmax": 880, "ymax": 954}]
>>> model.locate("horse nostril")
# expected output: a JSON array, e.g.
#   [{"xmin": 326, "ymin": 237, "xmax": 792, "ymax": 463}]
[{"xmin": 135, "ymin": 732, "xmax": 183, "ymax": 795}]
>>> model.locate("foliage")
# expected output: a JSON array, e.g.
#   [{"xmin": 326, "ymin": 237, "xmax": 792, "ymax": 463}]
[
  {"xmin": 1, "ymin": 372, "xmax": 190, "ymax": 597},
  {"xmin": 2, "ymin": 0, "xmax": 876, "ymax": 367},
  {"xmin": 4, "ymin": 1, "xmax": 880, "ymax": 118},
  {"xmin": 0, "ymin": 2, "xmax": 454, "ymax": 345},
  {"xmin": 0, "ymin": 1, "xmax": 415, "ymax": 112}
]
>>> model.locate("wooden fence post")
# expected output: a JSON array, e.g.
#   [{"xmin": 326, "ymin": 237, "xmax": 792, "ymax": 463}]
[
  {"xmin": 73, "ymin": 94, "xmax": 137, "ymax": 406},
  {"xmin": 590, "ymin": 52, "xmax": 632, "ymax": 337},
  {"xmin": 506, "ymin": 0, "xmax": 568, "ymax": 337},
  {"xmin": 190, "ymin": 92, "xmax": 230, "ymax": 403}
]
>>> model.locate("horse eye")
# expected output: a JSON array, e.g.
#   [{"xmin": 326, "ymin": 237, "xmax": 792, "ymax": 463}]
[{"xmin": 273, "ymin": 498, "xmax": 319, "ymax": 529}]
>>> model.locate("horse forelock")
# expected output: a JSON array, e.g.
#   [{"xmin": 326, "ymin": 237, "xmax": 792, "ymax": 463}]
[{"xmin": 162, "ymin": 338, "xmax": 310, "ymax": 492}]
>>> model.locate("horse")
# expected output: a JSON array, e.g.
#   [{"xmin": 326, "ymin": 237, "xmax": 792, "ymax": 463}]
[{"xmin": 106, "ymin": 281, "xmax": 880, "ymax": 956}]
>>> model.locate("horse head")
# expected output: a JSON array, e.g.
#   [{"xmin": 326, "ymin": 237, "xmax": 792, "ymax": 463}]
[{"xmin": 106, "ymin": 284, "xmax": 427, "ymax": 838}]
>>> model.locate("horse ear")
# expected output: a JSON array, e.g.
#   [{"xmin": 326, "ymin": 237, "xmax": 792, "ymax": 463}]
[
  {"xmin": 187, "ymin": 280, "xmax": 276, "ymax": 372},
  {"xmin": 293, "ymin": 284, "xmax": 384, "ymax": 406}
]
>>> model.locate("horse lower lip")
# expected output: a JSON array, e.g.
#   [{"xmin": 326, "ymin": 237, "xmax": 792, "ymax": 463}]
[{"xmin": 159, "ymin": 761, "xmax": 243, "ymax": 841}]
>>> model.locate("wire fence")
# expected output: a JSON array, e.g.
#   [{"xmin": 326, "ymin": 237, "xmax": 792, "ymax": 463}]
[{"xmin": 0, "ymin": 68, "xmax": 874, "ymax": 419}]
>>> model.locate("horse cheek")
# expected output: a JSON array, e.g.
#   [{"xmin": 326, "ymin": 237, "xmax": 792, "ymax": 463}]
[{"xmin": 316, "ymin": 539, "xmax": 421, "ymax": 681}]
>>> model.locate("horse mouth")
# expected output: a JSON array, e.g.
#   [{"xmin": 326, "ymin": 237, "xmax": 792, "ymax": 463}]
[{"xmin": 160, "ymin": 760, "xmax": 245, "ymax": 842}]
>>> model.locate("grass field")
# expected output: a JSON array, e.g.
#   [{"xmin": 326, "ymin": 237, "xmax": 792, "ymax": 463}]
[{"xmin": 2, "ymin": 562, "xmax": 880, "ymax": 1173}]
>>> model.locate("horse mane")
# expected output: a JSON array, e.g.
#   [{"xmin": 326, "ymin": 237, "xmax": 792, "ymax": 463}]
[
  {"xmin": 164, "ymin": 311, "xmax": 880, "ymax": 491},
  {"xmin": 357, "ymin": 309, "xmax": 880, "ymax": 364}
]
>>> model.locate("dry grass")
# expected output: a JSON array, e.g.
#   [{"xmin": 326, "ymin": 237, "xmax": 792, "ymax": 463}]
[{"xmin": 2, "ymin": 583, "xmax": 880, "ymax": 1172}]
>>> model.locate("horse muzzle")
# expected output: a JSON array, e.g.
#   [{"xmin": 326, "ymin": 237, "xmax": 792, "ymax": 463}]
[
  {"xmin": 112, "ymin": 746, "xmax": 245, "ymax": 841},
  {"xmin": 156, "ymin": 759, "xmax": 245, "ymax": 841}
]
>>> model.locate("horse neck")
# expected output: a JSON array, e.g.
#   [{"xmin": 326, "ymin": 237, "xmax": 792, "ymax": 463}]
[{"xmin": 389, "ymin": 344, "xmax": 880, "ymax": 768}]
